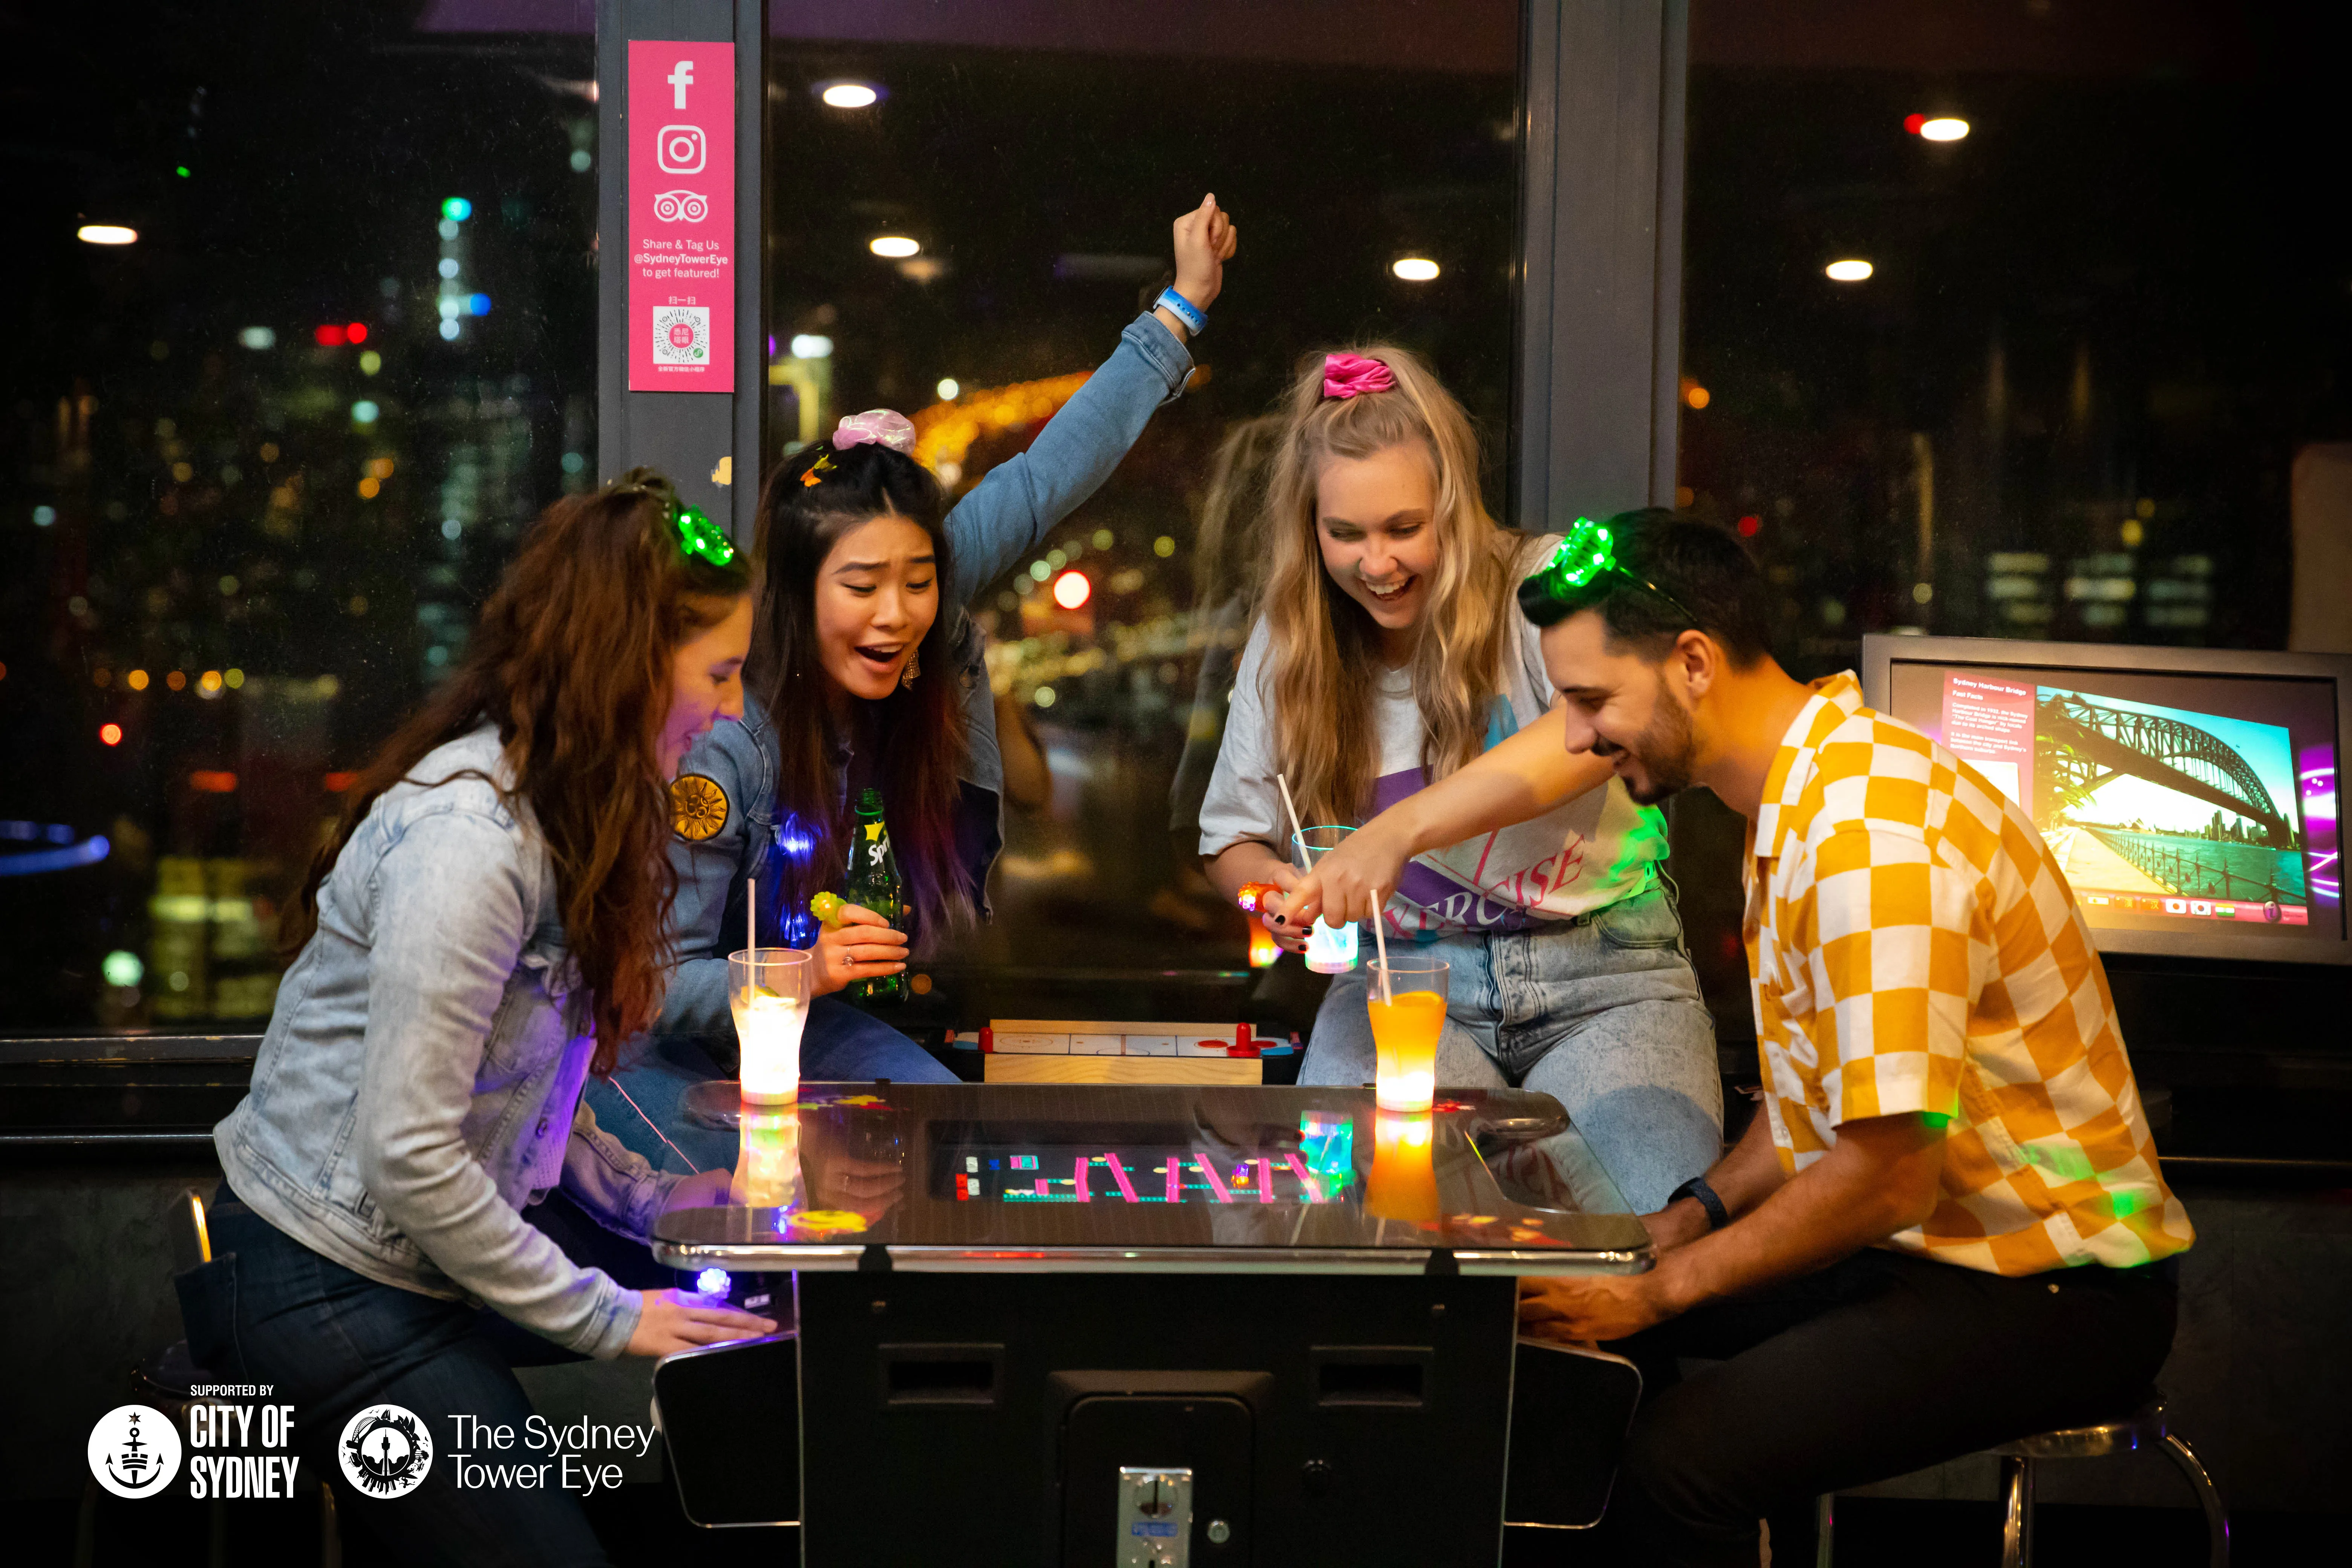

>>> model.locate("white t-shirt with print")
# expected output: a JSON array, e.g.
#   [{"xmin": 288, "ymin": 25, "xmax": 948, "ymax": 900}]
[{"xmin": 1197, "ymin": 534, "xmax": 1665, "ymax": 937}]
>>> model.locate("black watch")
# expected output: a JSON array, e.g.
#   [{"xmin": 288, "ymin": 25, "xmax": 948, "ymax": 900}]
[{"xmin": 1669, "ymin": 1176, "xmax": 1729, "ymax": 1232}]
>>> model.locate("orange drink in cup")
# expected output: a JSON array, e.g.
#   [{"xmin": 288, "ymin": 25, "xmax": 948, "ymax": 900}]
[{"xmin": 1366, "ymin": 957, "xmax": 1446, "ymax": 1112}]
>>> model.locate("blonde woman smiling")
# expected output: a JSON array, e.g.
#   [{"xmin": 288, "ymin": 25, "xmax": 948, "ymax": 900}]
[{"xmin": 1199, "ymin": 346, "xmax": 1721, "ymax": 1210}]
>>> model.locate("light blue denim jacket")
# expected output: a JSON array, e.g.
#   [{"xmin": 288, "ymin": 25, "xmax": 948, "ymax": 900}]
[
  {"xmin": 655, "ymin": 311, "xmax": 1194, "ymax": 1040},
  {"xmin": 214, "ymin": 726, "xmax": 674, "ymax": 1358}
]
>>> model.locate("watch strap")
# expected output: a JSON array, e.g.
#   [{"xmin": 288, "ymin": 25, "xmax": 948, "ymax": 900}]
[{"xmin": 1670, "ymin": 1175, "xmax": 1730, "ymax": 1232}]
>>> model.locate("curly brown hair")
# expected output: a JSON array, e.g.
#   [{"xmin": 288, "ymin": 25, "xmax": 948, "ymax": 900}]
[{"xmin": 282, "ymin": 471, "xmax": 751, "ymax": 1073}]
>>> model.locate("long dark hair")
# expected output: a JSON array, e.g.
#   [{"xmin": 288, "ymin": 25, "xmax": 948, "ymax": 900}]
[
  {"xmin": 282, "ymin": 471, "xmax": 750, "ymax": 1074},
  {"xmin": 750, "ymin": 440, "xmax": 973, "ymax": 942}
]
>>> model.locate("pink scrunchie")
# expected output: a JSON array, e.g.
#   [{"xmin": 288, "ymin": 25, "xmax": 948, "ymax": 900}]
[
  {"xmin": 1321, "ymin": 352, "xmax": 1396, "ymax": 400},
  {"xmin": 832, "ymin": 409, "xmax": 917, "ymax": 454}
]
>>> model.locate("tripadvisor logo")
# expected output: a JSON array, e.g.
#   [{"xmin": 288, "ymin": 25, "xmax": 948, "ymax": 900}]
[{"xmin": 340, "ymin": 1404, "xmax": 433, "ymax": 1498}]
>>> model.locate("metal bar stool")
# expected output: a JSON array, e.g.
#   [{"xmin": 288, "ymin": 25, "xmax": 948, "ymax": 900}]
[{"xmin": 1815, "ymin": 1390, "xmax": 2228, "ymax": 1568}]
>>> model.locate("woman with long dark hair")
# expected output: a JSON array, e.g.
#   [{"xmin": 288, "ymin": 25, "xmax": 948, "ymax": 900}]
[
  {"xmin": 596, "ymin": 194, "xmax": 1235, "ymax": 1158},
  {"xmin": 179, "ymin": 473, "xmax": 775, "ymax": 1565}
]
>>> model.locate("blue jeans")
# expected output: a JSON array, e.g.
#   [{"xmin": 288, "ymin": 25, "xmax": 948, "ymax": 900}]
[
  {"xmin": 587, "ymin": 994, "xmax": 956, "ymax": 1174},
  {"xmin": 1299, "ymin": 886, "xmax": 1724, "ymax": 1212},
  {"xmin": 175, "ymin": 1186, "xmax": 673, "ymax": 1568}
]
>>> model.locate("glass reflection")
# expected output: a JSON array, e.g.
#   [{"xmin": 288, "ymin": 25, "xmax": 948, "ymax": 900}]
[{"xmin": 1362, "ymin": 1109, "xmax": 1439, "ymax": 1225}]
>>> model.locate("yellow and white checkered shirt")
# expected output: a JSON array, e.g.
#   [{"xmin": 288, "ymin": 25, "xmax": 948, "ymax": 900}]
[{"xmin": 1744, "ymin": 672, "xmax": 2192, "ymax": 1275}]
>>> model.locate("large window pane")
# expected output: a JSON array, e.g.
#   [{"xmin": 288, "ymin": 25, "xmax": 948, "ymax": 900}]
[
  {"xmin": 3, "ymin": 6, "xmax": 597, "ymax": 1031},
  {"xmin": 2, "ymin": 1, "xmax": 1519, "ymax": 1032},
  {"xmin": 761, "ymin": 5, "xmax": 1521, "ymax": 977},
  {"xmin": 1679, "ymin": 2, "xmax": 2344, "ymax": 673}
]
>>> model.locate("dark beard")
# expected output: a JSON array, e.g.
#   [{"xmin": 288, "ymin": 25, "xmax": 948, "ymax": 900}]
[{"xmin": 1622, "ymin": 676, "xmax": 1698, "ymax": 805}]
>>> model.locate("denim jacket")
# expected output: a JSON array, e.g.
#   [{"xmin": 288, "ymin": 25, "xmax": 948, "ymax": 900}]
[
  {"xmin": 214, "ymin": 726, "xmax": 675, "ymax": 1359},
  {"xmin": 654, "ymin": 311, "xmax": 1194, "ymax": 1041}
]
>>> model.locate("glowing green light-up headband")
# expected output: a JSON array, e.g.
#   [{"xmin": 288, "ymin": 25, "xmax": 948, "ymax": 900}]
[
  {"xmin": 670, "ymin": 501, "xmax": 737, "ymax": 570},
  {"xmin": 605, "ymin": 467, "xmax": 738, "ymax": 570},
  {"xmin": 1533, "ymin": 516, "xmax": 1696, "ymax": 625}
]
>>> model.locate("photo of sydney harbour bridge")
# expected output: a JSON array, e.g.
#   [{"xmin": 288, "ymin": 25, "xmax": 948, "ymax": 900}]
[{"xmin": 2032, "ymin": 688, "xmax": 2309, "ymax": 908}]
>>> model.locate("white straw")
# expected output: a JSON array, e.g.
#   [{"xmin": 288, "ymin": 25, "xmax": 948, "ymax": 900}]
[
  {"xmin": 1276, "ymin": 772, "xmax": 1308, "ymax": 871},
  {"xmin": 1371, "ymin": 887, "xmax": 1393, "ymax": 1004},
  {"xmin": 747, "ymin": 877, "xmax": 756, "ymax": 956}
]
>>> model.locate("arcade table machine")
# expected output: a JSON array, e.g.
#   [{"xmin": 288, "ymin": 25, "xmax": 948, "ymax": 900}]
[{"xmin": 646, "ymin": 1082, "xmax": 1651, "ymax": 1564}]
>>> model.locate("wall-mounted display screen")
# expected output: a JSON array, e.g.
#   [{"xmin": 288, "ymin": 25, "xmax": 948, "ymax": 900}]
[{"xmin": 1884, "ymin": 661, "xmax": 2341, "ymax": 948}]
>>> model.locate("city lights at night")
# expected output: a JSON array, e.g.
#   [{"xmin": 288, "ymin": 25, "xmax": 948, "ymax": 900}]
[
  {"xmin": 1905, "ymin": 113, "xmax": 1970, "ymax": 141},
  {"xmin": 0, "ymin": 7, "xmax": 2342, "ymax": 1556}
]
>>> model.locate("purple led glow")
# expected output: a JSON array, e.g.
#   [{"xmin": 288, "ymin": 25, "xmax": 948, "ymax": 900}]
[{"xmin": 2298, "ymin": 746, "xmax": 2339, "ymax": 906}]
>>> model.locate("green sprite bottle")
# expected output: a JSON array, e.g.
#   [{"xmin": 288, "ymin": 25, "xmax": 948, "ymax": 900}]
[{"xmin": 843, "ymin": 786, "xmax": 905, "ymax": 1004}]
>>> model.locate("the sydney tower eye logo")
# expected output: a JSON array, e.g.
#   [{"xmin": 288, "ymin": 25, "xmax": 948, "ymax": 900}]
[{"xmin": 340, "ymin": 1403, "xmax": 434, "ymax": 1498}]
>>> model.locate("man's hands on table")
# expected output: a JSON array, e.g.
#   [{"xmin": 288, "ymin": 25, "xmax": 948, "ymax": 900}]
[{"xmin": 1516, "ymin": 1110, "xmax": 1949, "ymax": 1347}]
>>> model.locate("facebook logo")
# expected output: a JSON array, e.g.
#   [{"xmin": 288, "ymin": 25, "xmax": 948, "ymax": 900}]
[{"xmin": 667, "ymin": 59, "xmax": 694, "ymax": 109}]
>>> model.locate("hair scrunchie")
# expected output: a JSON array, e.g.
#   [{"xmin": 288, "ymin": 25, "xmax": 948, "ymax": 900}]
[
  {"xmin": 1321, "ymin": 352, "xmax": 1396, "ymax": 400},
  {"xmin": 832, "ymin": 409, "xmax": 917, "ymax": 453}
]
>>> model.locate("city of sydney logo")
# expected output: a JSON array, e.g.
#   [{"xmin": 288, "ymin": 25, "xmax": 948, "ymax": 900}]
[
  {"xmin": 340, "ymin": 1403, "xmax": 433, "ymax": 1498},
  {"xmin": 88, "ymin": 1404, "xmax": 183, "ymax": 1498}
]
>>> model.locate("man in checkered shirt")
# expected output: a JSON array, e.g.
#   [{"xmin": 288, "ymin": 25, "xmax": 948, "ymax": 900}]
[{"xmin": 1288, "ymin": 510, "xmax": 2189, "ymax": 1564}]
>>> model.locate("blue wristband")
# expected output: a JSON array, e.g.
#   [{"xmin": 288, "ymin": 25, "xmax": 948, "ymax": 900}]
[
  {"xmin": 1671, "ymin": 1176, "xmax": 1730, "ymax": 1231},
  {"xmin": 1156, "ymin": 287, "xmax": 1208, "ymax": 337}
]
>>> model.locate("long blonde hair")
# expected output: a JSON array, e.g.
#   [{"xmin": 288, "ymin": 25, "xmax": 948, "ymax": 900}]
[
  {"xmin": 1259, "ymin": 344, "xmax": 1516, "ymax": 827},
  {"xmin": 1193, "ymin": 414, "xmax": 1285, "ymax": 616}
]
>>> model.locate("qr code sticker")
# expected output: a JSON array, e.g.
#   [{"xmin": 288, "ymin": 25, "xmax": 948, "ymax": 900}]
[{"xmin": 652, "ymin": 306, "xmax": 710, "ymax": 365}]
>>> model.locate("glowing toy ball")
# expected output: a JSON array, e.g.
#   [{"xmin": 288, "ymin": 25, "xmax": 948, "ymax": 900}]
[
  {"xmin": 1235, "ymin": 881, "xmax": 1282, "ymax": 914},
  {"xmin": 809, "ymin": 891, "xmax": 844, "ymax": 928}
]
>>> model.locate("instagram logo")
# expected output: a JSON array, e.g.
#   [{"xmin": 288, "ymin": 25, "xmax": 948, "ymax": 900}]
[{"xmin": 657, "ymin": 124, "xmax": 706, "ymax": 174}]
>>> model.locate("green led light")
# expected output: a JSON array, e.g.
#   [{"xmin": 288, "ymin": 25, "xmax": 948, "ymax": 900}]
[
  {"xmin": 175, "ymin": 165, "xmax": 191, "ymax": 179},
  {"xmin": 1532, "ymin": 515, "xmax": 1700, "ymax": 626},
  {"xmin": 672, "ymin": 503, "xmax": 737, "ymax": 569}
]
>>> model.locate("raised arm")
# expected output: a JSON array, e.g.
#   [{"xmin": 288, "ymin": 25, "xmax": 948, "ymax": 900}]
[
  {"xmin": 943, "ymin": 194, "xmax": 1236, "ymax": 603},
  {"xmin": 1276, "ymin": 705, "xmax": 1615, "ymax": 927}
]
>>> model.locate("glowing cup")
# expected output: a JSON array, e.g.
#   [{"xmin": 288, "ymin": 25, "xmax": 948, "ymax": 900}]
[
  {"xmin": 729, "ymin": 948, "xmax": 813, "ymax": 1105},
  {"xmin": 1366, "ymin": 958, "xmax": 1447, "ymax": 1113},
  {"xmin": 1290, "ymin": 825, "xmax": 1362, "ymax": 975}
]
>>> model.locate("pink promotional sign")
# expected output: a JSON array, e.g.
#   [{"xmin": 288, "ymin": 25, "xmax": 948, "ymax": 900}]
[{"xmin": 628, "ymin": 41, "xmax": 734, "ymax": 392}]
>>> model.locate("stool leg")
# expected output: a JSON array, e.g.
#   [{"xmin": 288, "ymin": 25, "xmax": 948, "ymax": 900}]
[
  {"xmin": 319, "ymin": 1478, "xmax": 342, "ymax": 1568},
  {"xmin": 1813, "ymin": 1493, "xmax": 1835, "ymax": 1568},
  {"xmin": 2160, "ymin": 1433, "xmax": 2230, "ymax": 1568},
  {"xmin": 72, "ymin": 1475, "xmax": 98, "ymax": 1568},
  {"xmin": 1998, "ymin": 1455, "xmax": 2035, "ymax": 1568}
]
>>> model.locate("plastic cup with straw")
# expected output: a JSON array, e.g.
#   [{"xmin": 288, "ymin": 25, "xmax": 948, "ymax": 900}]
[
  {"xmin": 1279, "ymin": 772, "xmax": 1360, "ymax": 975},
  {"xmin": 731, "ymin": 875, "xmax": 813, "ymax": 1104},
  {"xmin": 1366, "ymin": 911, "xmax": 1446, "ymax": 1115}
]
